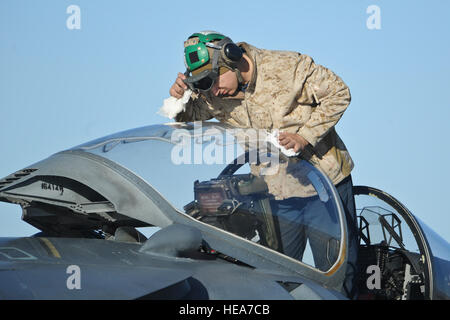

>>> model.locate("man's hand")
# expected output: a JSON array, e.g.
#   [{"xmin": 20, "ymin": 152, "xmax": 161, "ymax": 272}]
[
  {"xmin": 169, "ymin": 73, "xmax": 188, "ymax": 99},
  {"xmin": 278, "ymin": 132, "xmax": 310, "ymax": 153}
]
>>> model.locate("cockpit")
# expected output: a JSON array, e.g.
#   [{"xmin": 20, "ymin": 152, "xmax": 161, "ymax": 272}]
[{"xmin": 74, "ymin": 122, "xmax": 346, "ymax": 273}]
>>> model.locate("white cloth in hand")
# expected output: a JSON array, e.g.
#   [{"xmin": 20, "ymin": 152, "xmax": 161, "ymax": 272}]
[
  {"xmin": 158, "ymin": 89, "xmax": 192, "ymax": 119},
  {"xmin": 265, "ymin": 129, "xmax": 301, "ymax": 157}
]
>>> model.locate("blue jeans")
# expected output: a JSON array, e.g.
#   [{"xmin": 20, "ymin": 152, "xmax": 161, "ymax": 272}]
[{"xmin": 270, "ymin": 175, "xmax": 358, "ymax": 297}]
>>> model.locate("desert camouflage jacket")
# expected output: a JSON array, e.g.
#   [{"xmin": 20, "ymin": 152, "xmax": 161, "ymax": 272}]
[{"xmin": 176, "ymin": 42, "xmax": 354, "ymax": 199}]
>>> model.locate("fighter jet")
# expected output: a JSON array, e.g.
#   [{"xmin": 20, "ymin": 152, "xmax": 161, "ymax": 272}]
[{"xmin": 0, "ymin": 122, "xmax": 448, "ymax": 300}]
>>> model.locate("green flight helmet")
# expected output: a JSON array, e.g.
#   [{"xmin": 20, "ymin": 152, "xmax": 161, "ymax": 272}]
[
  {"xmin": 183, "ymin": 31, "xmax": 244, "ymax": 92},
  {"xmin": 184, "ymin": 31, "xmax": 226, "ymax": 73}
]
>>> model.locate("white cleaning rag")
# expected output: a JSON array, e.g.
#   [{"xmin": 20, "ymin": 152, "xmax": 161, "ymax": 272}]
[
  {"xmin": 265, "ymin": 129, "xmax": 301, "ymax": 157},
  {"xmin": 158, "ymin": 89, "xmax": 193, "ymax": 119}
]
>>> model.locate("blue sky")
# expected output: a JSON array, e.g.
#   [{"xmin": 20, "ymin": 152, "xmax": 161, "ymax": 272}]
[{"xmin": 1, "ymin": 0, "xmax": 449, "ymax": 243}]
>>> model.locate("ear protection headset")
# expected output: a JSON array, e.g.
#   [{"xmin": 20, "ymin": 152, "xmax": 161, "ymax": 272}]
[
  {"xmin": 183, "ymin": 32, "xmax": 244, "ymax": 93},
  {"xmin": 204, "ymin": 37, "xmax": 243, "ymax": 70}
]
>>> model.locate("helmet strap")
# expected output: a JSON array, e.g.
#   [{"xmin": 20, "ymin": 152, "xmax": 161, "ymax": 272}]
[
  {"xmin": 234, "ymin": 68, "xmax": 244, "ymax": 87},
  {"xmin": 209, "ymin": 39, "xmax": 245, "ymax": 88}
]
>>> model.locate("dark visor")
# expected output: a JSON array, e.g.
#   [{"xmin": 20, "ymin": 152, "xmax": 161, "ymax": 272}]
[{"xmin": 184, "ymin": 69, "xmax": 219, "ymax": 92}]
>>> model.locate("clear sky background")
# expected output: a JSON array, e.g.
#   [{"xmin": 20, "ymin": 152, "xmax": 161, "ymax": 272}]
[{"xmin": 1, "ymin": 0, "xmax": 449, "ymax": 243}]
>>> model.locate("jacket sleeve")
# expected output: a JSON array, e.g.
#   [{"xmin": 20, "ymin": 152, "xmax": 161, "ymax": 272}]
[
  {"xmin": 296, "ymin": 62, "xmax": 351, "ymax": 147},
  {"xmin": 175, "ymin": 93, "xmax": 214, "ymax": 122}
]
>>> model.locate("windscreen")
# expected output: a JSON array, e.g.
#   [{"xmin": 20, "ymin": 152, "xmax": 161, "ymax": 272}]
[
  {"xmin": 74, "ymin": 123, "xmax": 344, "ymax": 272},
  {"xmin": 416, "ymin": 218, "xmax": 450, "ymax": 299}
]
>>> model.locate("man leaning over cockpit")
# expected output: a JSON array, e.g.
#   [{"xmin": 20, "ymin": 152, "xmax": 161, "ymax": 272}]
[{"xmin": 168, "ymin": 31, "xmax": 358, "ymax": 298}]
